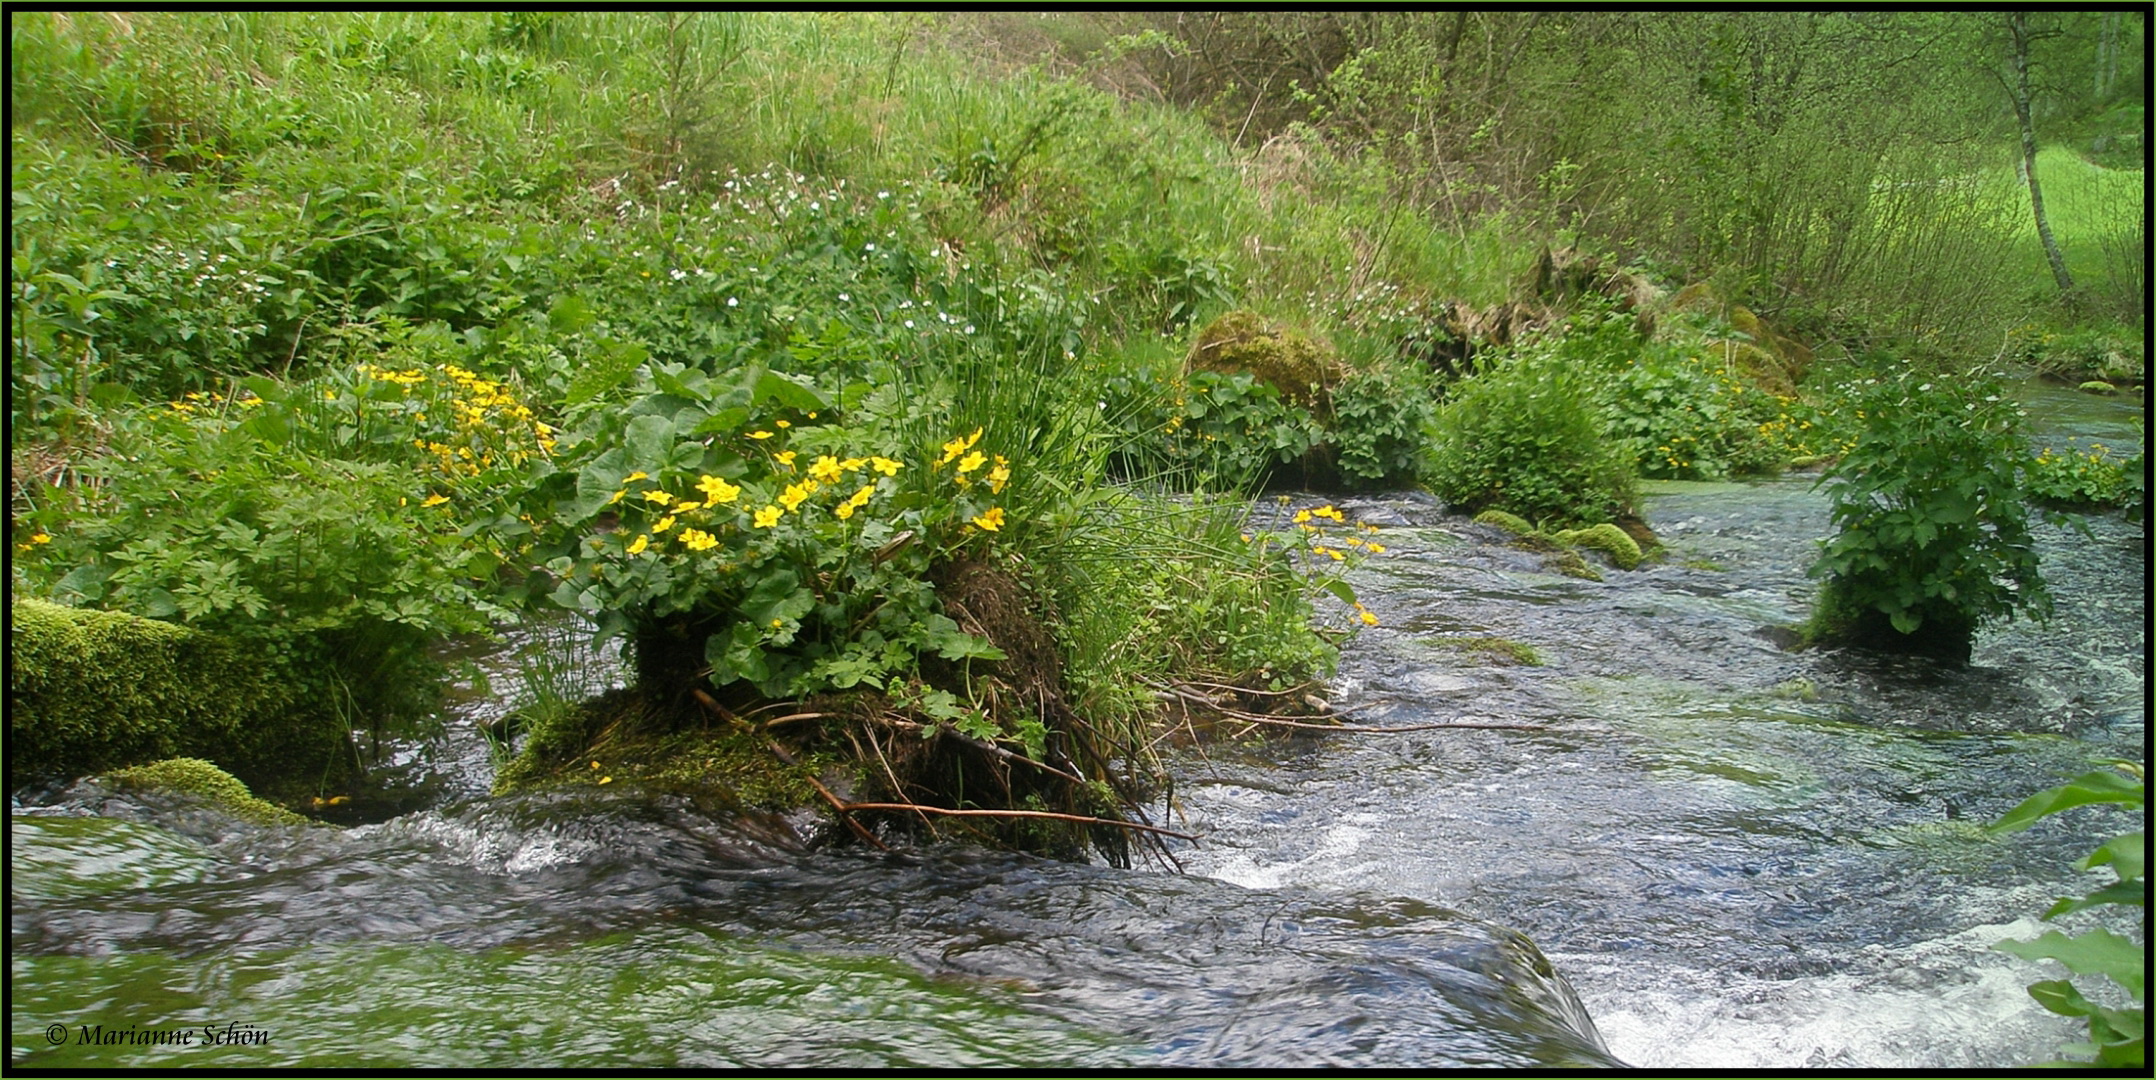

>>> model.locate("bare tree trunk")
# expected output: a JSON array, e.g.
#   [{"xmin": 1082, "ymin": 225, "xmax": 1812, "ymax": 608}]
[{"xmin": 2009, "ymin": 12, "xmax": 2076, "ymax": 298}]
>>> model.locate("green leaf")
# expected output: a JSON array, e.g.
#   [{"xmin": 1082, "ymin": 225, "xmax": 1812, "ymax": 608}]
[
  {"xmin": 623, "ymin": 414, "xmax": 674, "ymax": 472},
  {"xmin": 2044, "ymin": 879, "xmax": 2146, "ymax": 919},
  {"xmin": 2027, "ymin": 979, "xmax": 2099, "ymax": 1019},
  {"xmin": 693, "ymin": 406, "xmax": 751, "ymax": 436},
  {"xmin": 548, "ymin": 293, "xmax": 596, "ymax": 335},
  {"xmin": 752, "ymin": 370, "xmax": 829, "ymax": 413},
  {"xmin": 1996, "ymin": 928, "xmax": 2145, "ymax": 999},
  {"xmin": 1991, "ymin": 770, "xmax": 2146, "ymax": 834},
  {"xmin": 2078, "ymin": 830, "xmax": 2144, "ymax": 883},
  {"xmin": 924, "ymin": 613, "xmax": 1008, "ymax": 661},
  {"xmin": 1319, "ymin": 578, "xmax": 1359, "ymax": 607}
]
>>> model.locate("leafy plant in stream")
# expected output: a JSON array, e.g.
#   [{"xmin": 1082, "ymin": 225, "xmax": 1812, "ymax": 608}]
[
  {"xmin": 1427, "ymin": 341, "xmax": 1637, "ymax": 527},
  {"xmin": 532, "ymin": 362, "xmax": 1018, "ymax": 716},
  {"xmin": 1804, "ymin": 368, "xmax": 2050, "ymax": 659},
  {"xmin": 1988, "ymin": 763, "xmax": 2145, "ymax": 1069}
]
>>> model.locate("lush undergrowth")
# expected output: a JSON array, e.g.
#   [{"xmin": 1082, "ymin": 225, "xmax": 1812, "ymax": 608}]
[{"xmin": 8, "ymin": 12, "xmax": 2144, "ymax": 856}]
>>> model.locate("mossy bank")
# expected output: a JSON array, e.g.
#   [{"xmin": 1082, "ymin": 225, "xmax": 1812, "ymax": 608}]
[{"xmin": 9, "ymin": 599, "xmax": 359, "ymax": 801}]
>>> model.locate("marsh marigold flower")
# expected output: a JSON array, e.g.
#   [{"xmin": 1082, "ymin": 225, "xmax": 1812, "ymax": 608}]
[
  {"xmin": 697, "ymin": 475, "xmax": 741, "ymax": 506},
  {"xmin": 754, "ymin": 505, "xmax": 783, "ymax": 528},
  {"xmin": 870, "ymin": 456, "xmax": 903, "ymax": 477},
  {"xmin": 680, "ymin": 528, "xmax": 719, "ymax": 551},
  {"xmin": 971, "ymin": 506, "xmax": 1005, "ymax": 531},
  {"xmin": 627, "ymin": 534, "xmax": 650, "ymax": 554}
]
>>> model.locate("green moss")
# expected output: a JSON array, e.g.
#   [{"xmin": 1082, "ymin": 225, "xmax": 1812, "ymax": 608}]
[
  {"xmin": 1473, "ymin": 509, "xmax": 1536, "ymax": 536},
  {"xmin": 493, "ymin": 690, "xmax": 833, "ymax": 810},
  {"xmin": 8, "ymin": 599, "xmax": 358, "ymax": 799},
  {"xmin": 1554, "ymin": 522, "xmax": 1644, "ymax": 570},
  {"xmin": 2078, "ymin": 380, "xmax": 2118, "ymax": 395},
  {"xmin": 1186, "ymin": 309, "xmax": 1344, "ymax": 409},
  {"xmin": 1437, "ymin": 637, "xmax": 1544, "ymax": 666},
  {"xmin": 101, "ymin": 758, "xmax": 309, "ymax": 826},
  {"xmin": 1546, "ymin": 548, "xmax": 1604, "ymax": 581}
]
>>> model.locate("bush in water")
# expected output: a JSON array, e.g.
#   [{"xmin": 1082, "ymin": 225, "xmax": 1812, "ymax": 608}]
[
  {"xmin": 1804, "ymin": 367, "xmax": 2050, "ymax": 661},
  {"xmin": 1428, "ymin": 342, "xmax": 1637, "ymax": 528}
]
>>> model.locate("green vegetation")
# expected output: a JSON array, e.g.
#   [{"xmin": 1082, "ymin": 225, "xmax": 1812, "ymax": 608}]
[
  {"xmin": 1988, "ymin": 763, "xmax": 2146, "ymax": 1069},
  {"xmin": 1434, "ymin": 637, "xmax": 1544, "ymax": 667},
  {"xmin": 101, "ymin": 758, "xmax": 310, "ymax": 826},
  {"xmin": 9, "ymin": 599, "xmax": 358, "ymax": 800},
  {"xmin": 1429, "ymin": 341, "xmax": 1638, "ymax": 528},
  {"xmin": 7, "ymin": 12, "xmax": 2143, "ymax": 848},
  {"xmin": 1804, "ymin": 370, "xmax": 2051, "ymax": 661}
]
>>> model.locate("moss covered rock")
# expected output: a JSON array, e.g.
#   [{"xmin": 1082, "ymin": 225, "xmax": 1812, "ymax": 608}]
[
  {"xmin": 101, "ymin": 758, "xmax": 309, "ymax": 826},
  {"xmin": 1187, "ymin": 309, "xmax": 1345, "ymax": 410},
  {"xmin": 1473, "ymin": 509, "xmax": 1536, "ymax": 536},
  {"xmin": 8, "ymin": 599, "xmax": 357, "ymax": 799},
  {"xmin": 1554, "ymin": 523, "xmax": 1644, "ymax": 570}
]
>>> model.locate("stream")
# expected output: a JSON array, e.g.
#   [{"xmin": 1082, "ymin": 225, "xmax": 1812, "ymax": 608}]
[{"xmin": 10, "ymin": 381, "xmax": 2143, "ymax": 1069}]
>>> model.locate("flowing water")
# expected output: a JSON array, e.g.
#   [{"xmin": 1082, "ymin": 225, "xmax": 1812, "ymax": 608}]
[{"xmin": 10, "ymin": 382, "xmax": 2142, "ymax": 1068}]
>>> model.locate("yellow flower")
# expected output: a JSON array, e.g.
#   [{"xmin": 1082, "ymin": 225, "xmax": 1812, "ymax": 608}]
[
  {"xmin": 652, "ymin": 515, "xmax": 677, "ymax": 533},
  {"xmin": 754, "ymin": 505, "xmax": 783, "ymax": 528},
  {"xmin": 987, "ymin": 457, "xmax": 1010, "ymax": 494},
  {"xmin": 1365, "ymin": 542, "xmax": 1387, "ymax": 554},
  {"xmin": 835, "ymin": 483, "xmax": 876, "ymax": 520},
  {"xmin": 627, "ymin": 534, "xmax": 650, "ymax": 554},
  {"xmin": 779, "ymin": 483, "xmax": 810, "ymax": 512},
  {"xmin": 971, "ymin": 506, "xmax": 1005, "ymax": 531},
  {"xmin": 1293, "ymin": 509, "xmax": 1313, "ymax": 524},
  {"xmin": 776, "ymin": 419, "xmax": 791, "ymax": 429},
  {"xmin": 748, "ymin": 430, "xmax": 775, "ymax": 440},
  {"xmin": 774, "ymin": 450, "xmax": 797, "ymax": 467},
  {"xmin": 421, "ymin": 493, "xmax": 451, "ymax": 507},
  {"xmin": 642, "ymin": 490, "xmax": 675, "ymax": 506},
  {"xmin": 1314, "ymin": 505, "xmax": 1345, "ymax": 522},
  {"xmin": 939, "ymin": 427, "xmax": 984, "ymax": 465},
  {"xmin": 608, "ymin": 489, "xmax": 627, "ymax": 504},
  {"xmin": 697, "ymin": 475, "xmax": 742, "ymax": 506},
  {"xmin": 1357, "ymin": 606, "xmax": 1379, "ymax": 627},
  {"xmin": 809, "ymin": 455, "xmax": 844, "ymax": 483},
  {"xmin": 624, "ymin": 471, "xmax": 650, "ymax": 483},
  {"xmin": 870, "ymin": 456, "xmax": 904, "ymax": 476},
  {"xmin": 680, "ymin": 528, "xmax": 720, "ymax": 551},
  {"xmin": 30, "ymin": 533, "xmax": 51, "ymax": 545},
  {"xmin": 957, "ymin": 450, "xmax": 987, "ymax": 474},
  {"xmin": 840, "ymin": 457, "xmax": 869, "ymax": 472}
]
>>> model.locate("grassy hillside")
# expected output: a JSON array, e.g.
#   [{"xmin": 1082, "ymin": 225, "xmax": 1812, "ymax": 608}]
[{"xmin": 9, "ymin": 12, "xmax": 2142, "ymax": 843}]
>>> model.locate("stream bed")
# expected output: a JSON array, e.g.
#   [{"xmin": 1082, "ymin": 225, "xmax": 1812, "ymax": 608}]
[{"xmin": 10, "ymin": 382, "xmax": 2143, "ymax": 1069}]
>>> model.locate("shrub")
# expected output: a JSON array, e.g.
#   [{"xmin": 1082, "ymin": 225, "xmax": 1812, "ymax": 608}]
[
  {"xmin": 2023, "ymin": 443, "xmax": 2143, "ymax": 512},
  {"xmin": 1600, "ymin": 340, "xmax": 1814, "ymax": 480},
  {"xmin": 1805, "ymin": 369, "xmax": 2051, "ymax": 660},
  {"xmin": 1428, "ymin": 345, "xmax": 1637, "ymax": 527},
  {"xmin": 1328, "ymin": 362, "xmax": 1436, "ymax": 487}
]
